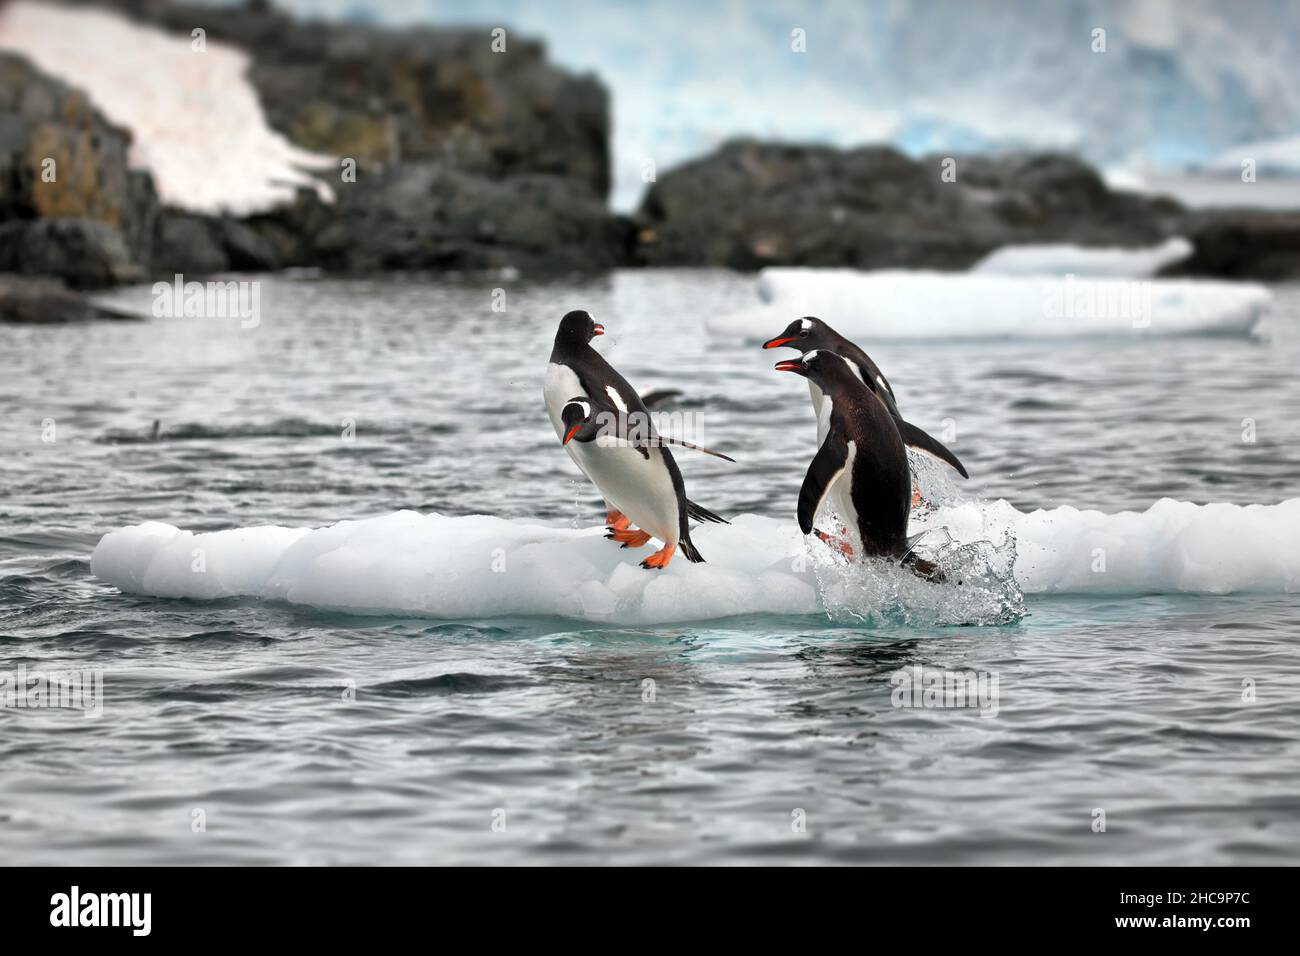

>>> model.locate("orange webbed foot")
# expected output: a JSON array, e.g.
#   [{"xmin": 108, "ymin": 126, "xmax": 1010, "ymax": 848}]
[
  {"xmin": 640, "ymin": 545, "xmax": 676, "ymax": 570},
  {"xmin": 605, "ymin": 528, "xmax": 652, "ymax": 548},
  {"xmin": 606, "ymin": 508, "xmax": 631, "ymax": 532},
  {"xmin": 815, "ymin": 529, "xmax": 855, "ymax": 558}
]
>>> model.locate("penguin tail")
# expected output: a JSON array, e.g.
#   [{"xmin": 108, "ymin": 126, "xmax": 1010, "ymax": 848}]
[
  {"xmin": 678, "ymin": 533, "xmax": 706, "ymax": 564},
  {"xmin": 686, "ymin": 499, "xmax": 729, "ymax": 525}
]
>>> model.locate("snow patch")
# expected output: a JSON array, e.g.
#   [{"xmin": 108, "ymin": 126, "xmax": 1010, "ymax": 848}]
[{"xmin": 0, "ymin": 0, "xmax": 333, "ymax": 215}]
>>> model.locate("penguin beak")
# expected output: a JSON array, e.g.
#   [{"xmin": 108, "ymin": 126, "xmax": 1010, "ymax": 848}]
[
  {"xmin": 763, "ymin": 335, "xmax": 796, "ymax": 349},
  {"xmin": 774, "ymin": 360, "xmax": 805, "ymax": 374},
  {"xmin": 593, "ymin": 324, "xmax": 605, "ymax": 336},
  {"xmin": 563, "ymin": 424, "xmax": 582, "ymax": 445}
]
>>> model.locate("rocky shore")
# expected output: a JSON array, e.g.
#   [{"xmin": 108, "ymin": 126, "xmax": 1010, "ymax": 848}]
[{"xmin": 2, "ymin": 0, "xmax": 1298, "ymax": 322}]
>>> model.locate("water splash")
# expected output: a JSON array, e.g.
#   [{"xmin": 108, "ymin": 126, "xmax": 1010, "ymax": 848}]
[
  {"xmin": 808, "ymin": 450, "xmax": 1027, "ymax": 626},
  {"xmin": 810, "ymin": 526, "xmax": 1026, "ymax": 627}
]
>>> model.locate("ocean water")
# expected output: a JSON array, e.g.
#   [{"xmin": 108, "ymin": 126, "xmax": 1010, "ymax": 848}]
[{"xmin": 2, "ymin": 269, "xmax": 1299, "ymax": 865}]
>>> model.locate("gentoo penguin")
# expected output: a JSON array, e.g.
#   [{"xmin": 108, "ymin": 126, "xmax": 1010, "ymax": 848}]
[
  {"xmin": 763, "ymin": 316, "xmax": 968, "ymax": 478},
  {"xmin": 773, "ymin": 349, "xmax": 914, "ymax": 560},
  {"xmin": 544, "ymin": 310, "xmax": 727, "ymax": 569}
]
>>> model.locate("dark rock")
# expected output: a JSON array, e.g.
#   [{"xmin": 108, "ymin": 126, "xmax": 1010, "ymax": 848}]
[
  {"xmin": 154, "ymin": 215, "xmax": 228, "ymax": 276},
  {"xmin": 0, "ymin": 275, "xmax": 140, "ymax": 323},
  {"xmin": 313, "ymin": 163, "xmax": 629, "ymax": 273},
  {"xmin": 0, "ymin": 52, "xmax": 158, "ymax": 276},
  {"xmin": 0, "ymin": 218, "xmax": 142, "ymax": 288},
  {"xmin": 243, "ymin": 187, "xmax": 335, "ymax": 268},
  {"xmin": 153, "ymin": 212, "xmax": 282, "ymax": 276},
  {"xmin": 635, "ymin": 140, "xmax": 1186, "ymax": 270},
  {"xmin": 1163, "ymin": 211, "xmax": 1300, "ymax": 280}
]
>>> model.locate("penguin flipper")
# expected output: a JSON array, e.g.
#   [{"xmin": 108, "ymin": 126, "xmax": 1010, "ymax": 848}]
[
  {"xmin": 644, "ymin": 436, "xmax": 735, "ymax": 463},
  {"xmin": 896, "ymin": 420, "xmax": 968, "ymax": 479},
  {"xmin": 639, "ymin": 388, "xmax": 684, "ymax": 410},
  {"xmin": 797, "ymin": 433, "xmax": 850, "ymax": 535},
  {"xmin": 686, "ymin": 499, "xmax": 729, "ymax": 525}
]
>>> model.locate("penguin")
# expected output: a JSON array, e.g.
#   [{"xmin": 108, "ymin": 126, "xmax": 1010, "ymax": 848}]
[
  {"xmin": 762, "ymin": 316, "xmax": 968, "ymax": 478},
  {"xmin": 544, "ymin": 310, "xmax": 728, "ymax": 569},
  {"xmin": 774, "ymin": 349, "xmax": 939, "ymax": 579}
]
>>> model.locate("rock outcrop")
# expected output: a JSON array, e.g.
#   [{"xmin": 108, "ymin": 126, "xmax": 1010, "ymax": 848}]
[
  {"xmin": 105, "ymin": 0, "xmax": 611, "ymax": 198},
  {"xmin": 1163, "ymin": 211, "xmax": 1300, "ymax": 280},
  {"xmin": 0, "ymin": 52, "xmax": 157, "ymax": 286},
  {"xmin": 634, "ymin": 140, "xmax": 1186, "ymax": 270},
  {"xmin": 0, "ymin": 275, "xmax": 139, "ymax": 322},
  {"xmin": 54, "ymin": 0, "xmax": 621, "ymax": 276}
]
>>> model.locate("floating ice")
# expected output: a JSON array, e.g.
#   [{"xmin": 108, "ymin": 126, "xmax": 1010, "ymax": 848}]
[
  {"xmin": 90, "ymin": 498, "xmax": 1300, "ymax": 626},
  {"xmin": 972, "ymin": 237, "xmax": 1193, "ymax": 277},
  {"xmin": 0, "ymin": 1, "xmax": 333, "ymax": 216},
  {"xmin": 708, "ymin": 268, "xmax": 1270, "ymax": 341}
]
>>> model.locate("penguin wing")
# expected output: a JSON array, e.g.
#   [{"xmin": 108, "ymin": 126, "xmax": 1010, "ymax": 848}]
[
  {"xmin": 639, "ymin": 388, "xmax": 683, "ymax": 410},
  {"xmin": 797, "ymin": 431, "xmax": 851, "ymax": 535},
  {"xmin": 636, "ymin": 435, "xmax": 735, "ymax": 462},
  {"xmin": 596, "ymin": 430, "xmax": 734, "ymax": 463},
  {"xmin": 896, "ymin": 420, "xmax": 969, "ymax": 478}
]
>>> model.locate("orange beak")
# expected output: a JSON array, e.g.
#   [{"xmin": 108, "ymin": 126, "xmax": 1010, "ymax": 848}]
[
  {"xmin": 774, "ymin": 360, "xmax": 803, "ymax": 373},
  {"xmin": 563, "ymin": 424, "xmax": 581, "ymax": 445},
  {"xmin": 762, "ymin": 335, "xmax": 796, "ymax": 349},
  {"xmin": 593, "ymin": 323, "xmax": 605, "ymax": 336}
]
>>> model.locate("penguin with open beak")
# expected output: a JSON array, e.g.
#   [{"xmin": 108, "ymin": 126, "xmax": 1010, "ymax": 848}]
[
  {"xmin": 774, "ymin": 349, "xmax": 941, "ymax": 580},
  {"xmin": 764, "ymin": 316, "xmax": 967, "ymax": 478}
]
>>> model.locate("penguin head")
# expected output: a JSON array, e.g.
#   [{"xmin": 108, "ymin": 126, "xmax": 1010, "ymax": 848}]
[
  {"xmin": 774, "ymin": 348, "xmax": 851, "ymax": 386},
  {"xmin": 555, "ymin": 310, "xmax": 604, "ymax": 346},
  {"xmin": 762, "ymin": 316, "xmax": 830, "ymax": 352},
  {"xmin": 560, "ymin": 398, "xmax": 596, "ymax": 445}
]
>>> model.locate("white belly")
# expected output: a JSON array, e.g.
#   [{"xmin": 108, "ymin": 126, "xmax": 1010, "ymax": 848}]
[
  {"xmin": 831, "ymin": 440, "xmax": 861, "ymax": 550},
  {"xmin": 809, "ymin": 380, "xmax": 827, "ymax": 445},
  {"xmin": 543, "ymin": 362, "xmax": 680, "ymax": 544},
  {"xmin": 812, "ymin": 394, "xmax": 860, "ymax": 549}
]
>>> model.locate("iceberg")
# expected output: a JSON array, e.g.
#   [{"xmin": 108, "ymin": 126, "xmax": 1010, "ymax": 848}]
[
  {"xmin": 971, "ymin": 238, "xmax": 1193, "ymax": 277},
  {"xmin": 90, "ymin": 498, "xmax": 1300, "ymax": 626},
  {"xmin": 706, "ymin": 268, "xmax": 1270, "ymax": 341}
]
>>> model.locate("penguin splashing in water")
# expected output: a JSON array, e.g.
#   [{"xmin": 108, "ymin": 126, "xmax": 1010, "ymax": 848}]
[
  {"xmin": 544, "ymin": 310, "xmax": 730, "ymax": 570},
  {"xmin": 774, "ymin": 349, "xmax": 941, "ymax": 579}
]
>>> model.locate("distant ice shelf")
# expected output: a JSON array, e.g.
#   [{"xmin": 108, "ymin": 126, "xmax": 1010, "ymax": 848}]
[
  {"xmin": 90, "ymin": 499, "xmax": 1300, "ymax": 626},
  {"xmin": 707, "ymin": 268, "xmax": 1271, "ymax": 341}
]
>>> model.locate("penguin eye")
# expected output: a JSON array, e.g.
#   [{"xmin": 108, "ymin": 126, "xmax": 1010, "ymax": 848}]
[{"xmin": 798, "ymin": 329, "xmax": 809, "ymax": 338}]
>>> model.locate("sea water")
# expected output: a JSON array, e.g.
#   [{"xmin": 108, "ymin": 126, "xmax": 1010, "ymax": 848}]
[{"xmin": 2, "ymin": 269, "xmax": 1298, "ymax": 864}]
